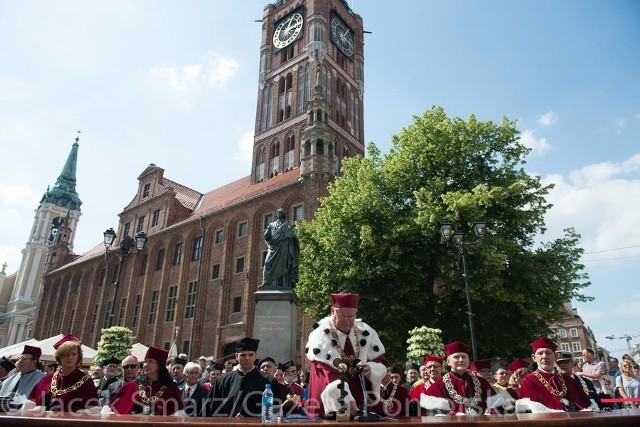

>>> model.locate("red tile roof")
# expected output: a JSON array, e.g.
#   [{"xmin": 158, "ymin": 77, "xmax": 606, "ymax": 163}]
[{"xmin": 162, "ymin": 177, "xmax": 202, "ymax": 210}]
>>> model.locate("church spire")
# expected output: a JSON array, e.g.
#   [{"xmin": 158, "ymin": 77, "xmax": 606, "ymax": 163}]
[{"xmin": 39, "ymin": 132, "xmax": 82, "ymax": 212}]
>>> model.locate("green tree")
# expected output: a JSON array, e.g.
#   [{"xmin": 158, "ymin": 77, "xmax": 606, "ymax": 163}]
[{"xmin": 296, "ymin": 106, "xmax": 591, "ymax": 361}]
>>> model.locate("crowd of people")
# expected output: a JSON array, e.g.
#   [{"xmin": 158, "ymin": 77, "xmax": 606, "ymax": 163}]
[{"xmin": 0, "ymin": 292, "xmax": 638, "ymax": 417}]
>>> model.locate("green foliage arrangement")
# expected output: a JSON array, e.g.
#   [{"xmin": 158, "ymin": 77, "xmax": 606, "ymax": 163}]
[
  {"xmin": 92, "ymin": 326, "xmax": 134, "ymax": 374},
  {"xmin": 406, "ymin": 326, "xmax": 445, "ymax": 363}
]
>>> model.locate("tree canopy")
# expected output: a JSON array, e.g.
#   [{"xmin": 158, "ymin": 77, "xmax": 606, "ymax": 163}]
[{"xmin": 295, "ymin": 106, "xmax": 591, "ymax": 361}]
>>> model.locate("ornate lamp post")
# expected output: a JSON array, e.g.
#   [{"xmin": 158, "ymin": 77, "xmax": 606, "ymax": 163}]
[
  {"xmin": 103, "ymin": 228, "xmax": 147, "ymax": 327},
  {"xmin": 440, "ymin": 218, "xmax": 486, "ymax": 361}
]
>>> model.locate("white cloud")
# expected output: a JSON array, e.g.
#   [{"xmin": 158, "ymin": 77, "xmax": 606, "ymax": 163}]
[
  {"xmin": 576, "ymin": 307, "xmax": 605, "ymax": 322},
  {"xmin": 149, "ymin": 50, "xmax": 240, "ymax": 106},
  {"xmin": 537, "ymin": 110, "xmax": 557, "ymax": 126},
  {"xmin": 542, "ymin": 154, "xmax": 640, "ymax": 258},
  {"xmin": 613, "ymin": 295, "xmax": 640, "ymax": 317},
  {"xmin": 520, "ymin": 129, "xmax": 552, "ymax": 155},
  {"xmin": 233, "ymin": 131, "xmax": 254, "ymax": 163}
]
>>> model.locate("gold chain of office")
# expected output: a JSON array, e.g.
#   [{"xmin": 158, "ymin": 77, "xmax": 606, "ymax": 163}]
[
  {"xmin": 50, "ymin": 371, "xmax": 91, "ymax": 397},
  {"xmin": 381, "ymin": 383, "xmax": 398, "ymax": 409},
  {"xmin": 442, "ymin": 373, "xmax": 482, "ymax": 406},
  {"xmin": 330, "ymin": 326, "xmax": 360, "ymax": 366},
  {"xmin": 533, "ymin": 371, "xmax": 567, "ymax": 397},
  {"xmin": 138, "ymin": 384, "xmax": 167, "ymax": 404}
]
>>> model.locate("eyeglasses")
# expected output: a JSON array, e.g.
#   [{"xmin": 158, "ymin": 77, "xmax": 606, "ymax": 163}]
[{"xmin": 123, "ymin": 364, "xmax": 138, "ymax": 369}]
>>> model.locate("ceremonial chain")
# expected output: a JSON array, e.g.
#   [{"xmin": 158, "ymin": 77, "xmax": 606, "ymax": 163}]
[
  {"xmin": 576, "ymin": 376, "xmax": 590, "ymax": 396},
  {"xmin": 330, "ymin": 326, "xmax": 360, "ymax": 363},
  {"xmin": 381, "ymin": 383, "xmax": 398, "ymax": 409},
  {"xmin": 533, "ymin": 371, "xmax": 567, "ymax": 397},
  {"xmin": 138, "ymin": 383, "xmax": 167, "ymax": 404},
  {"xmin": 50, "ymin": 371, "xmax": 91, "ymax": 397},
  {"xmin": 442, "ymin": 373, "xmax": 482, "ymax": 406}
]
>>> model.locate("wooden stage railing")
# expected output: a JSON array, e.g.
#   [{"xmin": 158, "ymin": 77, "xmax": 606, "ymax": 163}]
[{"xmin": 1, "ymin": 409, "xmax": 640, "ymax": 427}]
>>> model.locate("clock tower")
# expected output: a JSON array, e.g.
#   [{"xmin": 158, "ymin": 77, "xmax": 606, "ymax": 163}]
[{"xmin": 252, "ymin": 0, "xmax": 365, "ymax": 208}]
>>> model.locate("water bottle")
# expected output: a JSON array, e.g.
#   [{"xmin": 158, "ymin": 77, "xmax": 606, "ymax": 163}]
[{"xmin": 261, "ymin": 383, "xmax": 274, "ymax": 423}]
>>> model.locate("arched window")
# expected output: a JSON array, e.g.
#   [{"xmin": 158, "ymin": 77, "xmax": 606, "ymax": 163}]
[
  {"xmin": 255, "ymin": 146, "xmax": 265, "ymax": 182},
  {"xmin": 297, "ymin": 64, "xmax": 310, "ymax": 114},
  {"xmin": 270, "ymin": 140, "xmax": 280, "ymax": 176},
  {"xmin": 284, "ymin": 134, "xmax": 296, "ymax": 171}
]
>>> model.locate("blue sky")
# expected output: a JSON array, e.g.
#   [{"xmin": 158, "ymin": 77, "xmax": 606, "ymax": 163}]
[{"xmin": 1, "ymin": 0, "xmax": 638, "ymax": 357}]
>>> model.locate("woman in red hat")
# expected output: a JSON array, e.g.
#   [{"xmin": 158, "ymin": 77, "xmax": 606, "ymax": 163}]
[
  {"xmin": 109, "ymin": 346, "xmax": 183, "ymax": 415},
  {"xmin": 28, "ymin": 334, "xmax": 99, "ymax": 412}
]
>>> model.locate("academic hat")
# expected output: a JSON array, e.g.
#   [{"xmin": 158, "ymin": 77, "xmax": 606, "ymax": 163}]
[
  {"xmin": 235, "ymin": 337, "xmax": 260, "ymax": 353},
  {"xmin": 172, "ymin": 357, "xmax": 188, "ymax": 367},
  {"xmin": 530, "ymin": 336, "xmax": 557, "ymax": 352},
  {"xmin": 0, "ymin": 356, "xmax": 15, "ymax": 372},
  {"xmin": 556, "ymin": 351, "xmax": 573, "ymax": 363},
  {"xmin": 53, "ymin": 333, "xmax": 81, "ymax": 350},
  {"xmin": 145, "ymin": 346, "xmax": 169, "ymax": 365},
  {"xmin": 258, "ymin": 356, "xmax": 276, "ymax": 367},
  {"xmin": 443, "ymin": 341, "xmax": 470, "ymax": 356},
  {"xmin": 391, "ymin": 365, "xmax": 403, "ymax": 374},
  {"xmin": 331, "ymin": 293, "xmax": 359, "ymax": 309},
  {"xmin": 279, "ymin": 360, "xmax": 295, "ymax": 371},
  {"xmin": 405, "ymin": 362, "xmax": 419, "ymax": 371},
  {"xmin": 470, "ymin": 359, "xmax": 491, "ymax": 372},
  {"xmin": 23, "ymin": 345, "xmax": 42, "ymax": 360},
  {"xmin": 507, "ymin": 358, "xmax": 530, "ymax": 372},
  {"xmin": 207, "ymin": 362, "xmax": 224, "ymax": 372},
  {"xmin": 423, "ymin": 355, "xmax": 444, "ymax": 366},
  {"xmin": 102, "ymin": 357, "xmax": 121, "ymax": 367}
]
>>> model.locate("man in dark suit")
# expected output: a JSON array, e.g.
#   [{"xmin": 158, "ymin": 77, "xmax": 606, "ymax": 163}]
[{"xmin": 182, "ymin": 362, "xmax": 208, "ymax": 416}]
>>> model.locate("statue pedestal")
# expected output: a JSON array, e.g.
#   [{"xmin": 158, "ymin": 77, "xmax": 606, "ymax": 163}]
[{"xmin": 252, "ymin": 289, "xmax": 297, "ymax": 362}]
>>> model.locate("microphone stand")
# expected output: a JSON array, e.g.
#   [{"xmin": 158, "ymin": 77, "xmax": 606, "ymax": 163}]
[{"xmin": 354, "ymin": 368, "xmax": 379, "ymax": 421}]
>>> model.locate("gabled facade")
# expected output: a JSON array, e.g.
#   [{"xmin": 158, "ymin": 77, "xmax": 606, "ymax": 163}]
[{"xmin": 34, "ymin": 0, "xmax": 366, "ymax": 362}]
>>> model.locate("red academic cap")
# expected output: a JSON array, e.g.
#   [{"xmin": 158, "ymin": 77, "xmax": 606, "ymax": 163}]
[
  {"xmin": 331, "ymin": 293, "xmax": 360, "ymax": 308},
  {"xmin": 23, "ymin": 344, "xmax": 42, "ymax": 360},
  {"xmin": 444, "ymin": 341, "xmax": 470, "ymax": 356},
  {"xmin": 145, "ymin": 346, "xmax": 169, "ymax": 365},
  {"xmin": 530, "ymin": 336, "xmax": 557, "ymax": 352},
  {"xmin": 507, "ymin": 358, "xmax": 530, "ymax": 372},
  {"xmin": 53, "ymin": 333, "xmax": 81, "ymax": 350},
  {"xmin": 470, "ymin": 359, "xmax": 491, "ymax": 372},
  {"xmin": 423, "ymin": 354, "xmax": 444, "ymax": 366}
]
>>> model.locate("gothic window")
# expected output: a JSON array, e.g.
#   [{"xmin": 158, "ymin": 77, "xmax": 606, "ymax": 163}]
[
  {"xmin": 260, "ymin": 85, "xmax": 273, "ymax": 131},
  {"xmin": 152, "ymin": 209, "xmax": 160, "ymax": 227},
  {"xmin": 270, "ymin": 140, "xmax": 280, "ymax": 176},
  {"xmin": 297, "ymin": 64, "xmax": 310, "ymax": 114},
  {"xmin": 191, "ymin": 236, "xmax": 203, "ymax": 261},
  {"xmin": 155, "ymin": 248, "xmax": 165, "ymax": 270},
  {"xmin": 165, "ymin": 285, "xmax": 177, "ymax": 322},
  {"xmin": 172, "ymin": 242, "xmax": 183, "ymax": 266},
  {"xmin": 185, "ymin": 281, "xmax": 198, "ymax": 318},
  {"xmin": 284, "ymin": 134, "xmax": 295, "ymax": 171},
  {"xmin": 277, "ymin": 73, "xmax": 294, "ymax": 123}
]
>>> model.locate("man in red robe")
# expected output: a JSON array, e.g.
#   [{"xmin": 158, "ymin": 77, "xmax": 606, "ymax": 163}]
[
  {"xmin": 409, "ymin": 354, "xmax": 444, "ymax": 414},
  {"xmin": 421, "ymin": 341, "xmax": 496, "ymax": 415},
  {"xmin": 516, "ymin": 337, "xmax": 596, "ymax": 413},
  {"xmin": 371, "ymin": 360, "xmax": 412, "ymax": 417},
  {"xmin": 305, "ymin": 293, "xmax": 386, "ymax": 418}
]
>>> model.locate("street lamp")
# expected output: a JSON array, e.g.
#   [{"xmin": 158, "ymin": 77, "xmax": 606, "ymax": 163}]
[
  {"xmin": 103, "ymin": 228, "xmax": 147, "ymax": 327},
  {"xmin": 440, "ymin": 218, "xmax": 486, "ymax": 361}
]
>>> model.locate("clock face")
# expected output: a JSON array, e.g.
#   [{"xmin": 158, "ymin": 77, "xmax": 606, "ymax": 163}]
[
  {"xmin": 273, "ymin": 13, "xmax": 304, "ymax": 49},
  {"xmin": 331, "ymin": 17, "xmax": 354, "ymax": 57}
]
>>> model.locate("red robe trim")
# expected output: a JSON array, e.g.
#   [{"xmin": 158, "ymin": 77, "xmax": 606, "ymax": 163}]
[
  {"xmin": 423, "ymin": 372, "xmax": 495, "ymax": 415},
  {"xmin": 28, "ymin": 369, "xmax": 98, "ymax": 412},
  {"xmin": 109, "ymin": 379, "xmax": 183, "ymax": 415},
  {"xmin": 518, "ymin": 370, "xmax": 591, "ymax": 411}
]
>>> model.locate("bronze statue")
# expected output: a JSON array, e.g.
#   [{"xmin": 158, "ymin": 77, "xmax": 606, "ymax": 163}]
[{"xmin": 260, "ymin": 208, "xmax": 300, "ymax": 289}]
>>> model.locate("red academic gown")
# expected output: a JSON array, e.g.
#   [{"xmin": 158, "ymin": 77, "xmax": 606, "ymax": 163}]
[
  {"xmin": 371, "ymin": 382, "xmax": 412, "ymax": 417},
  {"xmin": 110, "ymin": 378, "xmax": 183, "ymax": 415},
  {"xmin": 28, "ymin": 369, "xmax": 99, "ymax": 412},
  {"xmin": 518, "ymin": 370, "xmax": 591, "ymax": 411},
  {"xmin": 408, "ymin": 378, "xmax": 437, "ymax": 416},
  {"xmin": 281, "ymin": 382, "xmax": 306, "ymax": 415},
  {"xmin": 305, "ymin": 317, "xmax": 386, "ymax": 417},
  {"xmin": 423, "ymin": 372, "xmax": 495, "ymax": 415}
]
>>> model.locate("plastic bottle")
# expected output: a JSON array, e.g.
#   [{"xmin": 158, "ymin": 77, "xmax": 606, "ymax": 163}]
[{"xmin": 261, "ymin": 383, "xmax": 274, "ymax": 423}]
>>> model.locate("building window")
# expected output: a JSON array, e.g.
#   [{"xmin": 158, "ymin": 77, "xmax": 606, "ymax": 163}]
[
  {"xmin": 575, "ymin": 357, "xmax": 584, "ymax": 365},
  {"xmin": 152, "ymin": 209, "xmax": 161, "ymax": 227},
  {"xmin": 132, "ymin": 294, "xmax": 141, "ymax": 328},
  {"xmin": 142, "ymin": 183, "xmax": 151, "ymax": 198},
  {"xmin": 570, "ymin": 328, "xmax": 578, "ymax": 337},
  {"xmin": 264, "ymin": 213, "xmax": 273, "ymax": 230},
  {"xmin": 182, "ymin": 340, "xmax": 190, "ymax": 355},
  {"xmin": 148, "ymin": 290, "xmax": 159, "ymax": 324},
  {"xmin": 185, "ymin": 281, "xmax": 198, "ymax": 319},
  {"xmin": 572, "ymin": 342, "xmax": 582, "ymax": 352},
  {"xmin": 235, "ymin": 257, "xmax": 245, "ymax": 274},
  {"xmin": 136, "ymin": 216, "xmax": 145, "ymax": 233},
  {"xmin": 211, "ymin": 263, "xmax": 221, "ymax": 279},
  {"xmin": 165, "ymin": 285, "xmax": 177, "ymax": 322},
  {"xmin": 155, "ymin": 248, "xmax": 165, "ymax": 270},
  {"xmin": 237, "ymin": 221, "xmax": 248, "ymax": 238},
  {"xmin": 559, "ymin": 329, "xmax": 567, "ymax": 338},
  {"xmin": 139, "ymin": 254, "xmax": 148, "ymax": 275},
  {"xmin": 191, "ymin": 236, "xmax": 203, "ymax": 261},
  {"xmin": 560, "ymin": 343, "xmax": 570, "ymax": 352},
  {"xmin": 172, "ymin": 242, "xmax": 183, "ymax": 265},
  {"xmin": 123, "ymin": 222, "xmax": 131, "ymax": 238},
  {"xmin": 117, "ymin": 298, "xmax": 126, "ymax": 325},
  {"xmin": 103, "ymin": 301, "xmax": 113, "ymax": 328},
  {"xmin": 89, "ymin": 304, "xmax": 99, "ymax": 333},
  {"xmin": 233, "ymin": 297, "xmax": 242, "ymax": 313},
  {"xmin": 215, "ymin": 229, "xmax": 224, "ymax": 244},
  {"xmin": 293, "ymin": 204, "xmax": 304, "ymax": 221}
]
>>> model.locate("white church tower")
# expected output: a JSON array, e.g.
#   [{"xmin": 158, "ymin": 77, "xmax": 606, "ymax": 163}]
[{"xmin": 0, "ymin": 135, "xmax": 82, "ymax": 345}]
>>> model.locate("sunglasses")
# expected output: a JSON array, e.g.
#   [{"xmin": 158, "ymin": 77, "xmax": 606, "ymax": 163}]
[{"xmin": 123, "ymin": 364, "xmax": 138, "ymax": 369}]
